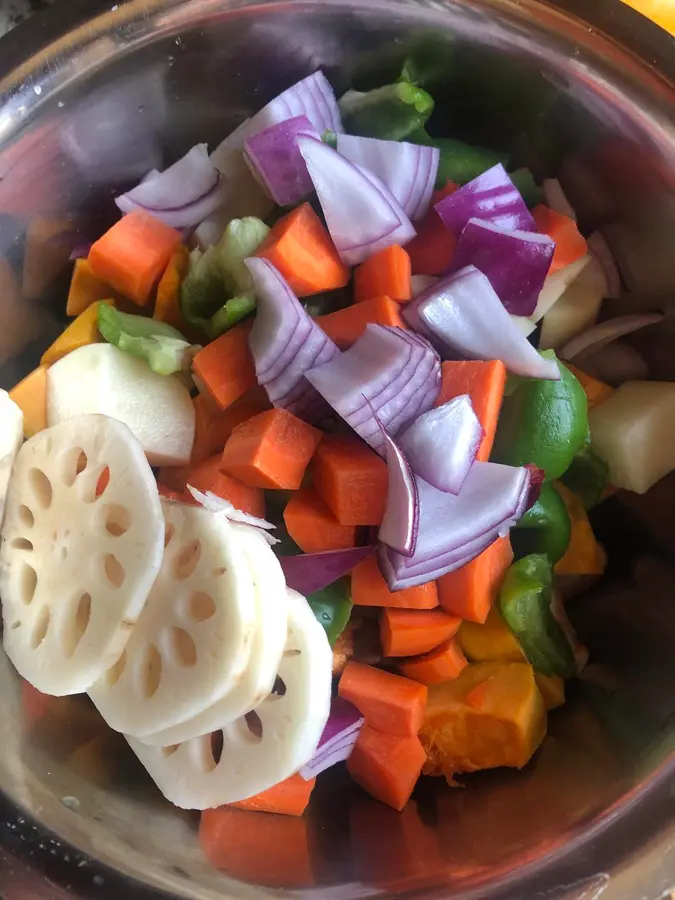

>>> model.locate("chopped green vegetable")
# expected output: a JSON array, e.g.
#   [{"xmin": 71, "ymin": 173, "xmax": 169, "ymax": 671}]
[
  {"xmin": 208, "ymin": 292, "xmax": 257, "ymax": 336},
  {"xmin": 339, "ymin": 83, "xmax": 434, "ymax": 142},
  {"xmin": 307, "ymin": 578, "xmax": 353, "ymax": 647},
  {"xmin": 409, "ymin": 128, "xmax": 509, "ymax": 187},
  {"xmin": 218, "ymin": 216, "xmax": 270, "ymax": 295},
  {"xmin": 492, "ymin": 351, "xmax": 589, "ymax": 482},
  {"xmin": 509, "ymin": 168, "xmax": 544, "ymax": 208},
  {"xmin": 321, "ymin": 129, "xmax": 338, "ymax": 149},
  {"xmin": 513, "ymin": 482, "xmax": 571, "ymax": 565},
  {"xmin": 499, "ymin": 554, "xmax": 577, "ymax": 678},
  {"xmin": 560, "ymin": 446, "xmax": 609, "ymax": 509},
  {"xmin": 180, "ymin": 245, "xmax": 225, "ymax": 328},
  {"xmin": 97, "ymin": 305, "xmax": 195, "ymax": 376}
]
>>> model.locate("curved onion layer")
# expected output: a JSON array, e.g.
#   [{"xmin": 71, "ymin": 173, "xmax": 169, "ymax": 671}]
[
  {"xmin": 378, "ymin": 427, "xmax": 419, "ymax": 558},
  {"xmin": 337, "ymin": 134, "xmax": 439, "ymax": 221},
  {"xmin": 115, "ymin": 144, "xmax": 223, "ymax": 228},
  {"xmin": 246, "ymin": 257, "xmax": 340, "ymax": 422},
  {"xmin": 279, "ymin": 546, "xmax": 374, "ymax": 597},
  {"xmin": 448, "ymin": 218, "xmax": 555, "ymax": 316},
  {"xmin": 378, "ymin": 462, "xmax": 532, "ymax": 590},
  {"xmin": 299, "ymin": 697, "xmax": 364, "ymax": 780},
  {"xmin": 297, "ymin": 136, "xmax": 416, "ymax": 266},
  {"xmin": 244, "ymin": 115, "xmax": 319, "ymax": 207},
  {"xmin": 435, "ymin": 164, "xmax": 535, "ymax": 237},
  {"xmin": 588, "ymin": 231, "xmax": 621, "ymax": 299},
  {"xmin": 397, "ymin": 395, "xmax": 483, "ymax": 495},
  {"xmin": 305, "ymin": 324, "xmax": 441, "ymax": 454},
  {"xmin": 403, "ymin": 266, "xmax": 560, "ymax": 380},
  {"xmin": 560, "ymin": 313, "xmax": 663, "ymax": 362}
]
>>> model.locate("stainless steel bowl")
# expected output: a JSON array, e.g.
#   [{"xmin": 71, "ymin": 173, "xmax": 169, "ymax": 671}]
[{"xmin": 1, "ymin": 1, "xmax": 675, "ymax": 898}]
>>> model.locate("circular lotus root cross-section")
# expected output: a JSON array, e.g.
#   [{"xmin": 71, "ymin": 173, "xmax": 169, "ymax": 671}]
[
  {"xmin": 89, "ymin": 502, "xmax": 258, "ymax": 738},
  {"xmin": 0, "ymin": 415, "xmax": 164, "ymax": 696}
]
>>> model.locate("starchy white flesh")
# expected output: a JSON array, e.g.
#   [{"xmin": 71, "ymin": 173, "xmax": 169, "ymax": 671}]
[
  {"xmin": 46, "ymin": 343, "xmax": 195, "ymax": 465},
  {"xmin": 511, "ymin": 256, "xmax": 592, "ymax": 338},
  {"xmin": 0, "ymin": 415, "xmax": 164, "ymax": 695},
  {"xmin": 540, "ymin": 256, "xmax": 606, "ymax": 351},
  {"xmin": 141, "ymin": 523, "xmax": 288, "ymax": 746},
  {"xmin": 0, "ymin": 390, "xmax": 24, "ymax": 525},
  {"xmin": 127, "ymin": 589, "xmax": 332, "ymax": 809},
  {"xmin": 89, "ymin": 502, "xmax": 258, "ymax": 738}
]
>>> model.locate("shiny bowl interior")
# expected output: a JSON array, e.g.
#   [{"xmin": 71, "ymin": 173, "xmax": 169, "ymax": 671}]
[{"xmin": 1, "ymin": 1, "xmax": 675, "ymax": 898}]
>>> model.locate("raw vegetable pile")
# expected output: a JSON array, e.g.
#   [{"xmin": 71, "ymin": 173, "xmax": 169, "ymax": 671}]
[{"xmin": 2, "ymin": 64, "xmax": 673, "ymax": 852}]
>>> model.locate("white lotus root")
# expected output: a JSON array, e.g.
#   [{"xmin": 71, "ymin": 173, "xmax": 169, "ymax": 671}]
[
  {"xmin": 89, "ymin": 502, "xmax": 258, "ymax": 738},
  {"xmin": 0, "ymin": 415, "xmax": 164, "ymax": 695},
  {"xmin": 127, "ymin": 589, "xmax": 332, "ymax": 809}
]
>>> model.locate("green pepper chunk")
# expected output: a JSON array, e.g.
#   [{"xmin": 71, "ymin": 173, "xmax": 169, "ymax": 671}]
[
  {"xmin": 409, "ymin": 128, "xmax": 509, "ymax": 187},
  {"xmin": 307, "ymin": 579, "xmax": 353, "ymax": 647},
  {"xmin": 508, "ymin": 168, "xmax": 544, "ymax": 208},
  {"xmin": 97, "ymin": 305, "xmax": 194, "ymax": 376},
  {"xmin": 560, "ymin": 446, "xmax": 609, "ymax": 509},
  {"xmin": 499, "ymin": 554, "xmax": 577, "ymax": 678},
  {"xmin": 492, "ymin": 351, "xmax": 589, "ymax": 482},
  {"xmin": 512, "ymin": 482, "xmax": 571, "ymax": 564},
  {"xmin": 339, "ymin": 82, "xmax": 434, "ymax": 142}
]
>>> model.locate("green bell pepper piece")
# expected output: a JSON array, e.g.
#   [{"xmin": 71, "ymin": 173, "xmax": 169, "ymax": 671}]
[
  {"xmin": 409, "ymin": 127, "xmax": 509, "ymax": 187},
  {"xmin": 499, "ymin": 554, "xmax": 577, "ymax": 678},
  {"xmin": 560, "ymin": 446, "xmax": 609, "ymax": 509},
  {"xmin": 307, "ymin": 578, "xmax": 353, "ymax": 647},
  {"xmin": 509, "ymin": 168, "xmax": 544, "ymax": 208},
  {"xmin": 492, "ymin": 351, "xmax": 589, "ymax": 482},
  {"xmin": 339, "ymin": 82, "xmax": 434, "ymax": 142},
  {"xmin": 512, "ymin": 482, "xmax": 571, "ymax": 565},
  {"xmin": 97, "ymin": 305, "xmax": 194, "ymax": 376}
]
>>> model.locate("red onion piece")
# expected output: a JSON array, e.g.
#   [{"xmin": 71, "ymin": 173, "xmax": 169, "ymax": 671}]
[
  {"xmin": 279, "ymin": 546, "xmax": 374, "ymax": 596},
  {"xmin": 243, "ymin": 115, "xmax": 319, "ymax": 207},
  {"xmin": 115, "ymin": 144, "xmax": 223, "ymax": 228},
  {"xmin": 246, "ymin": 258, "xmax": 340, "ymax": 422},
  {"xmin": 336, "ymin": 134, "xmax": 439, "ymax": 221},
  {"xmin": 378, "ymin": 428, "xmax": 419, "ymax": 558},
  {"xmin": 403, "ymin": 265, "xmax": 560, "ymax": 380},
  {"xmin": 397, "ymin": 395, "xmax": 483, "ymax": 495},
  {"xmin": 447, "ymin": 218, "xmax": 555, "ymax": 316},
  {"xmin": 297, "ymin": 135, "xmax": 416, "ymax": 266},
  {"xmin": 299, "ymin": 697, "xmax": 364, "ymax": 779},
  {"xmin": 306, "ymin": 324, "xmax": 441, "ymax": 454},
  {"xmin": 560, "ymin": 313, "xmax": 663, "ymax": 362},
  {"xmin": 435, "ymin": 163, "xmax": 535, "ymax": 238},
  {"xmin": 588, "ymin": 232, "xmax": 621, "ymax": 299}
]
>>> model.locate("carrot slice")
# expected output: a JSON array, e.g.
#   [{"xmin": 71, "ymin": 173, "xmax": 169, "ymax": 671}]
[
  {"xmin": 162, "ymin": 453, "xmax": 265, "ymax": 517},
  {"xmin": 88, "ymin": 210, "xmax": 182, "ymax": 307},
  {"xmin": 338, "ymin": 661, "xmax": 427, "ymax": 737},
  {"xmin": 255, "ymin": 203, "xmax": 349, "ymax": 296},
  {"xmin": 400, "ymin": 639, "xmax": 468, "ymax": 685},
  {"xmin": 437, "ymin": 535, "xmax": 513, "ymax": 624},
  {"xmin": 9, "ymin": 366, "xmax": 48, "ymax": 437},
  {"xmin": 230, "ymin": 774, "xmax": 315, "ymax": 817},
  {"xmin": 380, "ymin": 608, "xmax": 462, "ymax": 657},
  {"xmin": 154, "ymin": 245, "xmax": 192, "ymax": 334},
  {"xmin": 564, "ymin": 363, "xmax": 614, "ymax": 410},
  {"xmin": 221, "ymin": 408, "xmax": 322, "ymax": 490},
  {"xmin": 191, "ymin": 389, "xmax": 270, "ymax": 464},
  {"xmin": 66, "ymin": 259, "xmax": 117, "ymax": 317},
  {"xmin": 192, "ymin": 321, "xmax": 257, "ymax": 411},
  {"xmin": 436, "ymin": 360, "xmax": 507, "ymax": 461},
  {"xmin": 405, "ymin": 182, "xmax": 458, "ymax": 276},
  {"xmin": 283, "ymin": 486, "xmax": 357, "ymax": 553},
  {"xmin": 347, "ymin": 724, "xmax": 426, "ymax": 811},
  {"xmin": 532, "ymin": 205, "xmax": 588, "ymax": 275},
  {"xmin": 354, "ymin": 245, "xmax": 412, "ymax": 304},
  {"xmin": 317, "ymin": 296, "xmax": 406, "ymax": 349},
  {"xmin": 312, "ymin": 434, "xmax": 388, "ymax": 526},
  {"xmin": 351, "ymin": 555, "xmax": 439, "ymax": 609}
]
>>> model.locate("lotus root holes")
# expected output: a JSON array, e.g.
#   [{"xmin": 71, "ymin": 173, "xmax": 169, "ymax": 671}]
[
  {"xmin": 244, "ymin": 710, "xmax": 263, "ymax": 742},
  {"xmin": 104, "ymin": 554, "xmax": 126, "ymax": 588},
  {"xmin": 18, "ymin": 563, "xmax": 37, "ymax": 605},
  {"xmin": 174, "ymin": 540, "xmax": 201, "ymax": 580},
  {"xmin": 170, "ymin": 627, "xmax": 197, "ymax": 668},
  {"xmin": 106, "ymin": 649, "xmax": 127, "ymax": 686},
  {"xmin": 188, "ymin": 591, "xmax": 215, "ymax": 622},
  {"xmin": 28, "ymin": 468, "xmax": 52, "ymax": 509},
  {"xmin": 30, "ymin": 606, "xmax": 50, "ymax": 649},
  {"xmin": 104, "ymin": 504, "xmax": 131, "ymax": 537},
  {"xmin": 18, "ymin": 506, "xmax": 34, "ymax": 528},
  {"xmin": 11, "ymin": 537, "xmax": 33, "ymax": 552},
  {"xmin": 140, "ymin": 644, "xmax": 162, "ymax": 698}
]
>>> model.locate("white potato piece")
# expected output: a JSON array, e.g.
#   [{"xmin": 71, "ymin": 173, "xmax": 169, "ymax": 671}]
[
  {"xmin": 1, "ymin": 415, "xmax": 164, "ymax": 695},
  {"xmin": 589, "ymin": 381, "xmax": 675, "ymax": 494},
  {"xmin": 510, "ymin": 256, "xmax": 592, "ymax": 338},
  {"xmin": 89, "ymin": 501, "xmax": 258, "ymax": 737},
  {"xmin": 0, "ymin": 390, "xmax": 24, "ymax": 525},
  {"xmin": 540, "ymin": 256, "xmax": 606, "ymax": 351},
  {"xmin": 46, "ymin": 344, "xmax": 195, "ymax": 465},
  {"xmin": 141, "ymin": 523, "xmax": 288, "ymax": 746},
  {"xmin": 127, "ymin": 589, "xmax": 332, "ymax": 809}
]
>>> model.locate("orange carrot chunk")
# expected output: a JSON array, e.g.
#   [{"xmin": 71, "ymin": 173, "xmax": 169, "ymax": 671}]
[
  {"xmin": 283, "ymin": 486, "xmax": 357, "ymax": 553},
  {"xmin": 339, "ymin": 661, "xmax": 427, "ymax": 737},
  {"xmin": 221, "ymin": 408, "xmax": 322, "ymax": 490},
  {"xmin": 312, "ymin": 434, "xmax": 388, "ymax": 526},
  {"xmin": 400, "ymin": 639, "xmax": 468, "ymax": 685},
  {"xmin": 436, "ymin": 360, "xmax": 507, "ymax": 461},
  {"xmin": 192, "ymin": 321, "xmax": 257, "ymax": 411},
  {"xmin": 405, "ymin": 182, "xmax": 459, "ymax": 276},
  {"xmin": 88, "ymin": 210, "xmax": 182, "ymax": 307},
  {"xmin": 381, "ymin": 608, "xmax": 462, "ymax": 657},
  {"xmin": 354, "ymin": 245, "xmax": 412, "ymax": 304},
  {"xmin": 351, "ymin": 555, "xmax": 439, "ymax": 609},
  {"xmin": 230, "ymin": 774, "xmax": 315, "ymax": 817},
  {"xmin": 255, "ymin": 203, "xmax": 349, "ymax": 297},
  {"xmin": 532, "ymin": 205, "xmax": 588, "ymax": 275},
  {"xmin": 191, "ymin": 389, "xmax": 271, "ymax": 464},
  {"xmin": 154, "ymin": 245, "xmax": 192, "ymax": 333},
  {"xmin": 316, "ymin": 296, "xmax": 406, "ymax": 350},
  {"xmin": 347, "ymin": 724, "xmax": 426, "ymax": 811},
  {"xmin": 437, "ymin": 535, "xmax": 513, "ymax": 624},
  {"xmin": 66, "ymin": 258, "xmax": 117, "ymax": 317},
  {"xmin": 168, "ymin": 453, "xmax": 265, "ymax": 518}
]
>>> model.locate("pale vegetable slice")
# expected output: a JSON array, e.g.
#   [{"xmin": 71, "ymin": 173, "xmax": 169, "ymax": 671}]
[
  {"xmin": 140, "ymin": 523, "xmax": 288, "ymax": 746},
  {"xmin": 539, "ymin": 256, "xmax": 606, "ymax": 350},
  {"xmin": 89, "ymin": 501, "xmax": 257, "ymax": 738},
  {"xmin": 510, "ymin": 256, "xmax": 592, "ymax": 338},
  {"xmin": 589, "ymin": 381, "xmax": 675, "ymax": 494},
  {"xmin": 0, "ymin": 415, "xmax": 163, "ymax": 695},
  {"xmin": 46, "ymin": 343, "xmax": 195, "ymax": 466},
  {"xmin": 0, "ymin": 390, "xmax": 24, "ymax": 525},
  {"xmin": 127, "ymin": 588, "xmax": 332, "ymax": 809}
]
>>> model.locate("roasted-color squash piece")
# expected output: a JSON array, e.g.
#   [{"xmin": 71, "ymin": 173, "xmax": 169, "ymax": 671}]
[{"xmin": 457, "ymin": 604, "xmax": 525, "ymax": 664}]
